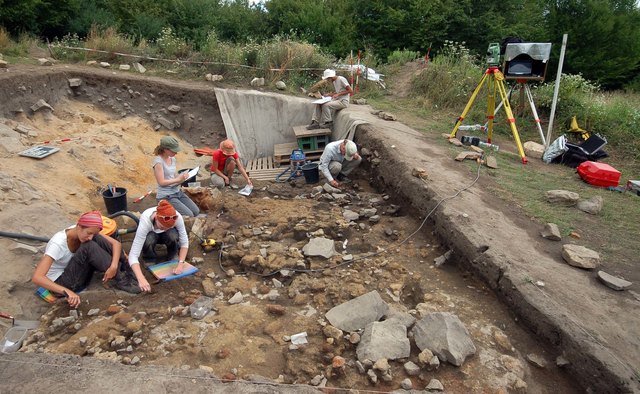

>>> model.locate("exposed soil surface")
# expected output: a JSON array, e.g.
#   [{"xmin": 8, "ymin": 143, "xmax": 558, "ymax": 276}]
[{"xmin": 0, "ymin": 63, "xmax": 635, "ymax": 393}]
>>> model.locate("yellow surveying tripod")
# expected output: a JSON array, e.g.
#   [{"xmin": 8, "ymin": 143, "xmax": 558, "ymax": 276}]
[{"xmin": 450, "ymin": 66, "xmax": 528, "ymax": 164}]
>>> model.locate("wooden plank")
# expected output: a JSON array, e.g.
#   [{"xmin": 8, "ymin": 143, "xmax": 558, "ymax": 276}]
[{"xmin": 293, "ymin": 125, "xmax": 332, "ymax": 138}]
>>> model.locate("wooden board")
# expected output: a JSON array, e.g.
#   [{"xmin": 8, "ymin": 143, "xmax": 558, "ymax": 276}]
[
  {"xmin": 246, "ymin": 156, "xmax": 287, "ymax": 181},
  {"xmin": 293, "ymin": 125, "xmax": 332, "ymax": 138},
  {"xmin": 274, "ymin": 142, "xmax": 323, "ymax": 165}
]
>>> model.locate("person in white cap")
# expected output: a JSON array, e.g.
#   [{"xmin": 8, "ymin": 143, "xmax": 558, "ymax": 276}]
[
  {"xmin": 318, "ymin": 139, "xmax": 362, "ymax": 187},
  {"xmin": 306, "ymin": 69, "xmax": 353, "ymax": 130}
]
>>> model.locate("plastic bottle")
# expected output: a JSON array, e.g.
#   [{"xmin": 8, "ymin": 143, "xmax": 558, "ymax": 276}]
[
  {"xmin": 458, "ymin": 124, "xmax": 487, "ymax": 132},
  {"xmin": 478, "ymin": 141, "xmax": 499, "ymax": 151}
]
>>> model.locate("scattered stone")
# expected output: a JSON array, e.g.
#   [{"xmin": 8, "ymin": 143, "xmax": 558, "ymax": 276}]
[
  {"xmin": 199, "ymin": 365, "xmax": 214, "ymax": 373},
  {"xmin": 10, "ymin": 243, "xmax": 39, "ymax": 255},
  {"xmin": 545, "ymin": 190, "xmax": 579, "ymax": 206},
  {"xmin": 302, "ymin": 237, "xmax": 336, "ymax": 259},
  {"xmin": 99, "ymin": 62, "xmax": 111, "ymax": 68},
  {"xmin": 250, "ymin": 77, "xmax": 265, "ymax": 87},
  {"xmin": 493, "ymin": 329, "xmax": 513, "ymax": 352},
  {"xmin": 426, "ymin": 378, "xmax": 444, "ymax": 391},
  {"xmin": 310, "ymin": 375, "xmax": 323, "ymax": 386},
  {"xmin": 597, "ymin": 271, "xmax": 632, "ymax": 291},
  {"xmin": 114, "ymin": 313, "xmax": 133, "ymax": 326},
  {"xmin": 353, "ymin": 98, "xmax": 367, "ymax": 105},
  {"xmin": 562, "ymin": 244, "xmax": 600, "ymax": 269},
  {"xmin": 87, "ymin": 60, "xmax": 97, "ymax": 66},
  {"xmin": 411, "ymin": 167, "xmax": 428, "ymax": 179},
  {"xmin": 356, "ymin": 320, "xmax": 410, "ymax": 361},
  {"xmin": 133, "ymin": 62, "xmax": 146, "ymax": 73},
  {"xmin": 38, "ymin": 58, "xmax": 52, "ymax": 66},
  {"xmin": 266, "ymin": 304, "xmax": 285, "ymax": 315},
  {"xmin": 485, "ymin": 155, "xmax": 498, "ymax": 169},
  {"xmin": 343, "ymin": 210, "xmax": 360, "ymax": 222},
  {"xmin": 418, "ymin": 348, "xmax": 434, "ymax": 366},
  {"xmin": 367, "ymin": 368, "xmax": 377, "ymax": 384},
  {"xmin": 556, "ymin": 355, "xmax": 570, "ymax": 367},
  {"xmin": 168, "ymin": 105, "xmax": 181, "ymax": 113},
  {"xmin": 342, "ymin": 254, "xmax": 353, "ymax": 262},
  {"xmin": 111, "ymin": 336, "xmax": 126, "ymax": 349},
  {"xmin": 373, "ymin": 358, "xmax": 389, "ymax": 372},
  {"xmin": 323, "ymin": 325, "xmax": 343, "ymax": 341},
  {"xmin": 30, "ymin": 99, "xmax": 53, "ymax": 112},
  {"xmin": 526, "ymin": 353, "xmax": 547, "ymax": 368},
  {"xmin": 323, "ymin": 183, "xmax": 341, "ymax": 193},
  {"xmin": 455, "ymin": 151, "xmax": 482, "ymax": 161},
  {"xmin": 332, "ymin": 356, "xmax": 346, "ymax": 369},
  {"xmin": 0, "ymin": 59, "xmax": 7, "ymax": 68},
  {"xmin": 106, "ymin": 305, "xmax": 122, "ymax": 315},
  {"xmin": 157, "ymin": 115, "xmax": 175, "ymax": 130},
  {"xmin": 523, "ymin": 141, "xmax": 546, "ymax": 159},
  {"xmin": 448, "ymin": 137, "xmax": 463, "ymax": 147},
  {"xmin": 540, "ymin": 223, "xmax": 562, "ymax": 241},
  {"xmin": 433, "ymin": 250, "xmax": 452, "ymax": 267},
  {"xmin": 369, "ymin": 215, "xmax": 380, "ymax": 223},
  {"xmin": 118, "ymin": 64, "xmax": 130, "ymax": 71},
  {"xmin": 205, "ymin": 73, "xmax": 223, "ymax": 82},
  {"xmin": 411, "ymin": 312, "xmax": 476, "ymax": 366},
  {"xmin": 349, "ymin": 332, "xmax": 360, "ymax": 344},
  {"xmin": 569, "ymin": 231, "xmax": 581, "ymax": 239},
  {"xmin": 326, "ymin": 290, "xmax": 389, "ymax": 331},
  {"xmin": 228, "ymin": 291, "xmax": 244, "ymax": 304},
  {"xmin": 87, "ymin": 308, "xmax": 100, "ymax": 316},
  {"xmin": 401, "ymin": 378, "xmax": 413, "ymax": 390},
  {"xmin": 428, "ymin": 355, "xmax": 440, "ymax": 370},
  {"xmin": 576, "ymin": 195, "xmax": 604, "ymax": 215},
  {"xmin": 275, "ymin": 81, "xmax": 286, "ymax": 90},
  {"xmin": 68, "ymin": 78, "xmax": 82, "ymax": 88},
  {"xmin": 403, "ymin": 361, "xmax": 420, "ymax": 376}
]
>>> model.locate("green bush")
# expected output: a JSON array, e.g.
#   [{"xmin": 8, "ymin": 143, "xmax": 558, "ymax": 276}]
[
  {"xmin": 411, "ymin": 41, "xmax": 483, "ymax": 110},
  {"xmin": 387, "ymin": 49, "xmax": 420, "ymax": 65},
  {"xmin": 155, "ymin": 27, "xmax": 191, "ymax": 59},
  {"xmin": 51, "ymin": 33, "xmax": 86, "ymax": 62}
]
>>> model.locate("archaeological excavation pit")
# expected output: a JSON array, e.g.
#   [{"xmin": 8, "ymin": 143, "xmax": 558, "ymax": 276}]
[{"xmin": 0, "ymin": 67, "xmax": 593, "ymax": 392}]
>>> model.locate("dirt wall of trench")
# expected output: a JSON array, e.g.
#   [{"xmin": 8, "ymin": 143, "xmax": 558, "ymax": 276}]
[{"xmin": 355, "ymin": 124, "xmax": 632, "ymax": 393}]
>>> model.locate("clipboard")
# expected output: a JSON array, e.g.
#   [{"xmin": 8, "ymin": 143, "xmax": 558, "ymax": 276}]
[
  {"xmin": 187, "ymin": 166, "xmax": 200, "ymax": 179},
  {"xmin": 312, "ymin": 96, "xmax": 332, "ymax": 105}
]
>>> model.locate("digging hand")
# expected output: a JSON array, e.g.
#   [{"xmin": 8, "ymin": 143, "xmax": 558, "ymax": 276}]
[
  {"xmin": 63, "ymin": 289, "xmax": 81, "ymax": 308},
  {"xmin": 138, "ymin": 277, "xmax": 151, "ymax": 292},
  {"xmin": 330, "ymin": 180, "xmax": 340, "ymax": 188},
  {"xmin": 103, "ymin": 265, "xmax": 117, "ymax": 282}
]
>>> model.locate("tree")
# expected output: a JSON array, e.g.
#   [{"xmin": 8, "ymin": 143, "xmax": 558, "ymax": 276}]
[{"xmin": 545, "ymin": 0, "xmax": 640, "ymax": 88}]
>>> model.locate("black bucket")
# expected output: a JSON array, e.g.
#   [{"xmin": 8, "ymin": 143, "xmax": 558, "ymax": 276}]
[
  {"xmin": 178, "ymin": 168, "xmax": 197, "ymax": 187},
  {"xmin": 102, "ymin": 187, "xmax": 128, "ymax": 215},
  {"xmin": 301, "ymin": 162, "xmax": 320, "ymax": 184}
]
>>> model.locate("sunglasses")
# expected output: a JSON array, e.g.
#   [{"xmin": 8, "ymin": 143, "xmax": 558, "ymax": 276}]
[{"xmin": 157, "ymin": 215, "xmax": 178, "ymax": 221}]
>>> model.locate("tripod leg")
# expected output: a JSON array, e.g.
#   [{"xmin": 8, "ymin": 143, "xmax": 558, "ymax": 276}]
[
  {"xmin": 450, "ymin": 72, "xmax": 489, "ymax": 138},
  {"xmin": 486, "ymin": 77, "xmax": 496, "ymax": 143},
  {"xmin": 484, "ymin": 84, "xmax": 513, "ymax": 130},
  {"xmin": 524, "ymin": 84, "xmax": 546, "ymax": 146},
  {"xmin": 496, "ymin": 77, "xmax": 528, "ymax": 163}
]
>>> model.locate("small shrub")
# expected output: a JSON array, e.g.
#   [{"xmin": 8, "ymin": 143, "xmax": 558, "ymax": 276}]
[
  {"xmin": 0, "ymin": 26, "xmax": 11, "ymax": 51},
  {"xmin": 51, "ymin": 33, "xmax": 85, "ymax": 61},
  {"xmin": 387, "ymin": 49, "xmax": 420, "ymax": 65},
  {"xmin": 85, "ymin": 25, "xmax": 137, "ymax": 61},
  {"xmin": 156, "ymin": 27, "xmax": 191, "ymax": 59}
]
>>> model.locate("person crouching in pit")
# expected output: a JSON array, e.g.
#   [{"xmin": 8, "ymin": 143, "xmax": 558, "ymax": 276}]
[
  {"xmin": 32, "ymin": 211, "xmax": 141, "ymax": 308},
  {"xmin": 128, "ymin": 200, "xmax": 189, "ymax": 292}
]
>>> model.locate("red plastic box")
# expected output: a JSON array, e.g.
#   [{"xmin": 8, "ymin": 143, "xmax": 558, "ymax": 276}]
[{"xmin": 577, "ymin": 161, "xmax": 621, "ymax": 187}]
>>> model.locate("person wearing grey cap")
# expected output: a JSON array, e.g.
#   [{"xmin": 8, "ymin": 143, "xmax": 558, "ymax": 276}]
[
  {"xmin": 318, "ymin": 139, "xmax": 362, "ymax": 188},
  {"xmin": 152, "ymin": 136, "xmax": 200, "ymax": 217},
  {"xmin": 306, "ymin": 69, "xmax": 353, "ymax": 130}
]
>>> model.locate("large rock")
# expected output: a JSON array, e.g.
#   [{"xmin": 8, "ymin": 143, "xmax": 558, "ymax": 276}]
[
  {"xmin": 302, "ymin": 237, "xmax": 336, "ymax": 258},
  {"xmin": 597, "ymin": 271, "xmax": 632, "ymax": 291},
  {"xmin": 133, "ymin": 62, "xmax": 146, "ymax": 73},
  {"xmin": 30, "ymin": 99, "xmax": 53, "ymax": 112},
  {"xmin": 356, "ymin": 320, "xmax": 411, "ymax": 362},
  {"xmin": 325, "ymin": 290, "xmax": 389, "ymax": 332},
  {"xmin": 545, "ymin": 190, "xmax": 579, "ymax": 206},
  {"xmin": 411, "ymin": 312, "xmax": 476, "ymax": 366},
  {"xmin": 562, "ymin": 244, "xmax": 600, "ymax": 269},
  {"xmin": 576, "ymin": 196, "xmax": 604, "ymax": 215},
  {"xmin": 156, "ymin": 116, "xmax": 175, "ymax": 130},
  {"xmin": 540, "ymin": 223, "xmax": 562, "ymax": 241},
  {"xmin": 524, "ymin": 141, "xmax": 546, "ymax": 159}
]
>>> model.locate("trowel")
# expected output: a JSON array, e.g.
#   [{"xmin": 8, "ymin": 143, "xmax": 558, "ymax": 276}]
[{"xmin": 0, "ymin": 312, "xmax": 40, "ymax": 329}]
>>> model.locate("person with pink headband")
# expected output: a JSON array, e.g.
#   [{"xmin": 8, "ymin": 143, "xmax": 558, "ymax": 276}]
[{"xmin": 32, "ymin": 211, "xmax": 140, "ymax": 308}]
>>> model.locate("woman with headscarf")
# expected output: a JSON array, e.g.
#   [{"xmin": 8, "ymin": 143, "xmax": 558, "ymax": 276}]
[
  {"xmin": 32, "ymin": 211, "xmax": 140, "ymax": 308},
  {"xmin": 153, "ymin": 135, "xmax": 200, "ymax": 217},
  {"xmin": 128, "ymin": 200, "xmax": 190, "ymax": 292}
]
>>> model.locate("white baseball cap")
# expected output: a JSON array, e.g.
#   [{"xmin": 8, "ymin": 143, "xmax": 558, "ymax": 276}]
[
  {"xmin": 344, "ymin": 140, "xmax": 357, "ymax": 161},
  {"xmin": 322, "ymin": 69, "xmax": 336, "ymax": 79}
]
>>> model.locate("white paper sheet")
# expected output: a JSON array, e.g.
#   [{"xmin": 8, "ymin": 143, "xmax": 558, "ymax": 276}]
[
  {"xmin": 187, "ymin": 166, "xmax": 200, "ymax": 179},
  {"xmin": 238, "ymin": 185, "xmax": 253, "ymax": 196},
  {"xmin": 312, "ymin": 96, "xmax": 332, "ymax": 105}
]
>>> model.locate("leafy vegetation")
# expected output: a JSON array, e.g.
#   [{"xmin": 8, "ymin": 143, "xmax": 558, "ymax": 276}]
[{"xmin": 1, "ymin": 0, "xmax": 639, "ymax": 90}]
